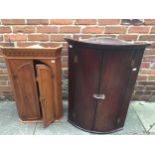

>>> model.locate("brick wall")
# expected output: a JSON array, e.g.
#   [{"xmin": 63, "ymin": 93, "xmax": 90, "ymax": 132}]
[{"xmin": 0, "ymin": 19, "xmax": 155, "ymax": 101}]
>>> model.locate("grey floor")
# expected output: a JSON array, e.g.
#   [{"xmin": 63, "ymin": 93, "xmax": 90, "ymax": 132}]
[{"xmin": 0, "ymin": 100, "xmax": 155, "ymax": 135}]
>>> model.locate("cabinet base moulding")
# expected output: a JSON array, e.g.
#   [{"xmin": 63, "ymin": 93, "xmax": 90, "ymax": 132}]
[{"xmin": 69, "ymin": 120, "xmax": 124, "ymax": 134}]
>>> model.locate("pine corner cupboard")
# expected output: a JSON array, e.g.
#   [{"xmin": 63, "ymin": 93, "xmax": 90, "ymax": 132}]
[
  {"xmin": 65, "ymin": 37, "xmax": 150, "ymax": 133},
  {"xmin": 1, "ymin": 46, "xmax": 63, "ymax": 127}
]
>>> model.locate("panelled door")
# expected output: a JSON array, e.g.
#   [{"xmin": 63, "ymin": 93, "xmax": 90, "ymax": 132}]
[
  {"xmin": 36, "ymin": 64, "xmax": 55, "ymax": 127},
  {"xmin": 8, "ymin": 59, "xmax": 41, "ymax": 121},
  {"xmin": 93, "ymin": 50, "xmax": 134, "ymax": 132}
]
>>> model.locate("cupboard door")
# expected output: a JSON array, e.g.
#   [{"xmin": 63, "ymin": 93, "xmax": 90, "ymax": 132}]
[
  {"xmin": 94, "ymin": 50, "xmax": 133, "ymax": 132},
  {"xmin": 69, "ymin": 47, "xmax": 102, "ymax": 130},
  {"xmin": 8, "ymin": 59, "xmax": 41, "ymax": 120},
  {"xmin": 36, "ymin": 64, "xmax": 55, "ymax": 127}
]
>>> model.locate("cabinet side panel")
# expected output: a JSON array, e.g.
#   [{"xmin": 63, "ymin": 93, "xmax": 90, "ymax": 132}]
[{"xmin": 118, "ymin": 49, "xmax": 145, "ymax": 127}]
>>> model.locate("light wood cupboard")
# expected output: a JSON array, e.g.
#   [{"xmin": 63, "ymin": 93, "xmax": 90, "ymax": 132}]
[{"xmin": 1, "ymin": 46, "xmax": 63, "ymax": 127}]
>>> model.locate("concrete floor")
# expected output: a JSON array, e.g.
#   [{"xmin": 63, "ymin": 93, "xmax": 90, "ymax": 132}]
[{"xmin": 0, "ymin": 100, "xmax": 155, "ymax": 135}]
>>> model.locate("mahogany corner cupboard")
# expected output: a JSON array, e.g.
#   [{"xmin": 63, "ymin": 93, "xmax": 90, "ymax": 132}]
[
  {"xmin": 65, "ymin": 37, "xmax": 150, "ymax": 133},
  {"xmin": 1, "ymin": 46, "xmax": 63, "ymax": 127}
]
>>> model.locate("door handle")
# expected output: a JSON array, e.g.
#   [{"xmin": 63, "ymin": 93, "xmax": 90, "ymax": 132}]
[
  {"xmin": 93, "ymin": 94, "xmax": 106, "ymax": 100},
  {"xmin": 132, "ymin": 67, "xmax": 137, "ymax": 71}
]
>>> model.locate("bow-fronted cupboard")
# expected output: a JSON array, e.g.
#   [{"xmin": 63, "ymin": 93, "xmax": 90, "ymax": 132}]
[{"xmin": 66, "ymin": 37, "xmax": 149, "ymax": 133}]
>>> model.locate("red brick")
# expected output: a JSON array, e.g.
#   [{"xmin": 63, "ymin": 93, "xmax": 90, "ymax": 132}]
[
  {"xmin": 0, "ymin": 74, "xmax": 9, "ymax": 80},
  {"xmin": 28, "ymin": 35, "xmax": 49, "ymax": 41},
  {"xmin": 40, "ymin": 42, "xmax": 62, "ymax": 48},
  {"xmin": 0, "ymin": 35, "xmax": 3, "ymax": 41},
  {"xmin": 50, "ymin": 19, "xmax": 74, "ymax": 25},
  {"xmin": 0, "ymin": 69, "xmax": 7, "ymax": 74},
  {"xmin": 73, "ymin": 35, "xmax": 93, "ymax": 40},
  {"xmin": 62, "ymin": 62, "xmax": 68, "ymax": 68},
  {"xmin": 5, "ymin": 34, "xmax": 27, "ymax": 41},
  {"xmin": 61, "ymin": 49, "xmax": 67, "ymax": 56},
  {"xmin": 1, "ymin": 19, "xmax": 25, "ymax": 25},
  {"xmin": 145, "ymin": 86, "xmax": 155, "ymax": 90},
  {"xmin": 144, "ymin": 19, "xmax": 155, "ymax": 25},
  {"xmin": 118, "ymin": 35, "xmax": 138, "ymax": 41},
  {"xmin": 60, "ymin": 26, "xmax": 80, "ymax": 33},
  {"xmin": 149, "ymin": 42, "xmax": 155, "ymax": 49},
  {"xmin": 62, "ymin": 69, "xmax": 68, "ymax": 77},
  {"xmin": 140, "ymin": 62, "xmax": 150, "ymax": 68},
  {"xmin": 138, "ymin": 81, "xmax": 155, "ymax": 85},
  {"xmin": 62, "ymin": 43, "xmax": 68, "ymax": 49},
  {"xmin": 50, "ymin": 35, "xmax": 69, "ymax": 42},
  {"xmin": 17, "ymin": 42, "xmax": 37, "ymax": 47},
  {"xmin": 37, "ymin": 26, "xmax": 58, "ymax": 33},
  {"xmin": 139, "ymin": 35, "xmax": 155, "ymax": 41},
  {"xmin": 0, "ymin": 43, "xmax": 14, "ymax": 47},
  {"xmin": 150, "ymin": 27, "xmax": 155, "ymax": 34},
  {"xmin": 98, "ymin": 19, "xmax": 120, "ymax": 25},
  {"xmin": 151, "ymin": 64, "xmax": 155, "ymax": 69},
  {"xmin": 135, "ymin": 91, "xmax": 144, "ymax": 95},
  {"xmin": 62, "ymin": 57, "xmax": 68, "ymax": 67},
  {"xmin": 140, "ymin": 69, "xmax": 151, "ymax": 74},
  {"xmin": 128, "ymin": 26, "xmax": 150, "ymax": 33},
  {"xmin": 145, "ymin": 49, "xmax": 155, "ymax": 55},
  {"xmin": 134, "ymin": 85, "xmax": 145, "ymax": 91},
  {"xmin": 0, "ymin": 81, "xmax": 7, "ymax": 85},
  {"xmin": 82, "ymin": 27, "xmax": 104, "ymax": 34},
  {"xmin": 27, "ymin": 19, "xmax": 49, "ymax": 25},
  {"xmin": 0, "ymin": 86, "xmax": 12, "ymax": 92},
  {"xmin": 148, "ymin": 76, "xmax": 155, "ymax": 80},
  {"xmin": 13, "ymin": 26, "xmax": 35, "ymax": 33},
  {"xmin": 0, "ymin": 27, "xmax": 12, "ymax": 33},
  {"xmin": 137, "ymin": 75, "xmax": 148, "ymax": 81},
  {"xmin": 62, "ymin": 56, "xmax": 68, "ymax": 62},
  {"xmin": 94, "ymin": 35, "xmax": 117, "ymax": 38},
  {"xmin": 0, "ymin": 58, "xmax": 5, "ymax": 63},
  {"xmin": 75, "ymin": 19, "xmax": 96, "ymax": 25},
  {"xmin": 143, "ymin": 56, "xmax": 155, "ymax": 61},
  {"xmin": 151, "ymin": 70, "xmax": 155, "ymax": 74},
  {"xmin": 105, "ymin": 26, "xmax": 127, "ymax": 34}
]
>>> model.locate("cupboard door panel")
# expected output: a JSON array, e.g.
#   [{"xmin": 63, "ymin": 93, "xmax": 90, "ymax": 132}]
[
  {"xmin": 37, "ymin": 64, "xmax": 55, "ymax": 127},
  {"xmin": 94, "ymin": 50, "xmax": 133, "ymax": 132},
  {"xmin": 8, "ymin": 59, "xmax": 41, "ymax": 120},
  {"xmin": 69, "ymin": 47, "xmax": 102, "ymax": 130}
]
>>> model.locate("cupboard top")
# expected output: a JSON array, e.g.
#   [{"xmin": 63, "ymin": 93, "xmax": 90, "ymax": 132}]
[
  {"xmin": 65, "ymin": 37, "xmax": 150, "ymax": 50},
  {"xmin": 1, "ymin": 45, "xmax": 62, "ymax": 59}
]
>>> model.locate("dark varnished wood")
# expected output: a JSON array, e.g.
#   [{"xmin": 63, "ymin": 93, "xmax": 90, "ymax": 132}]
[
  {"xmin": 66, "ymin": 37, "xmax": 150, "ymax": 133},
  {"xmin": 94, "ymin": 49, "xmax": 134, "ymax": 132},
  {"xmin": 1, "ymin": 46, "xmax": 63, "ymax": 127},
  {"xmin": 68, "ymin": 47, "xmax": 102, "ymax": 130}
]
